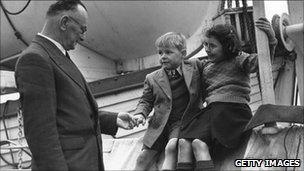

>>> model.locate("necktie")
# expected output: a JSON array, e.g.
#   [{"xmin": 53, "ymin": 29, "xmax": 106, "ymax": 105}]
[{"xmin": 167, "ymin": 69, "xmax": 180, "ymax": 80}]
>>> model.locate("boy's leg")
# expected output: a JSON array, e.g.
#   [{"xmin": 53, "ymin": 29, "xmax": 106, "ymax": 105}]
[
  {"xmin": 176, "ymin": 139, "xmax": 193, "ymax": 171},
  {"xmin": 161, "ymin": 138, "xmax": 178, "ymax": 170},
  {"xmin": 192, "ymin": 139, "xmax": 214, "ymax": 171},
  {"xmin": 134, "ymin": 148, "xmax": 159, "ymax": 170}
]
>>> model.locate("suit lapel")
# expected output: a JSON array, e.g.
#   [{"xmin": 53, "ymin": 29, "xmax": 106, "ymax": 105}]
[
  {"xmin": 33, "ymin": 35, "xmax": 86, "ymax": 92},
  {"xmin": 154, "ymin": 68, "xmax": 172, "ymax": 99},
  {"xmin": 182, "ymin": 61, "xmax": 193, "ymax": 89},
  {"xmin": 33, "ymin": 35, "xmax": 99, "ymax": 125}
]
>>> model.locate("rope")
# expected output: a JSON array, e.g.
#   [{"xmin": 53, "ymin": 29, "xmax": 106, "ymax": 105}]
[
  {"xmin": 0, "ymin": 154, "xmax": 18, "ymax": 168},
  {"xmin": 0, "ymin": 148, "xmax": 31, "ymax": 169},
  {"xmin": 1, "ymin": 101, "xmax": 15, "ymax": 165},
  {"xmin": 0, "ymin": 0, "xmax": 31, "ymax": 15},
  {"xmin": 0, "ymin": 0, "xmax": 29, "ymax": 46},
  {"xmin": 0, "ymin": 101, "xmax": 31, "ymax": 169},
  {"xmin": 17, "ymin": 108, "xmax": 24, "ymax": 169}
]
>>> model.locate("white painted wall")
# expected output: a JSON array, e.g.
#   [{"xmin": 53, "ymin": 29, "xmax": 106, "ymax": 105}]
[
  {"xmin": 122, "ymin": 54, "xmax": 160, "ymax": 72},
  {"xmin": 69, "ymin": 44, "xmax": 117, "ymax": 82},
  {"xmin": 120, "ymin": 1, "xmax": 220, "ymax": 72}
]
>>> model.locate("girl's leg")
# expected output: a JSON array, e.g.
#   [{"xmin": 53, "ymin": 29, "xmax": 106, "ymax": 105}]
[
  {"xmin": 161, "ymin": 138, "xmax": 178, "ymax": 170},
  {"xmin": 176, "ymin": 139, "xmax": 194, "ymax": 171},
  {"xmin": 192, "ymin": 139, "xmax": 215, "ymax": 171},
  {"xmin": 192, "ymin": 139, "xmax": 211, "ymax": 160}
]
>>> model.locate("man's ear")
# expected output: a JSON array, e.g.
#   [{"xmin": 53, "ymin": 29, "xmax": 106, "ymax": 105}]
[{"xmin": 59, "ymin": 15, "xmax": 69, "ymax": 31}]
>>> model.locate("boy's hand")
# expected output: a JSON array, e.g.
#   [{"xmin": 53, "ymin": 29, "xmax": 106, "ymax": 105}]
[
  {"xmin": 134, "ymin": 114, "xmax": 146, "ymax": 126},
  {"xmin": 117, "ymin": 112, "xmax": 136, "ymax": 130},
  {"xmin": 255, "ymin": 17, "xmax": 277, "ymax": 44}
]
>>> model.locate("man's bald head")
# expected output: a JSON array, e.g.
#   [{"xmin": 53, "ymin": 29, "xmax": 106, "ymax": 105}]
[
  {"xmin": 41, "ymin": 0, "xmax": 88, "ymax": 51},
  {"xmin": 46, "ymin": 0, "xmax": 87, "ymax": 18}
]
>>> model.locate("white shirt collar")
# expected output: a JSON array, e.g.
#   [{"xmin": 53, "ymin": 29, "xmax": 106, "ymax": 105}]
[
  {"xmin": 38, "ymin": 33, "xmax": 66, "ymax": 55},
  {"xmin": 176, "ymin": 66, "xmax": 182, "ymax": 76}
]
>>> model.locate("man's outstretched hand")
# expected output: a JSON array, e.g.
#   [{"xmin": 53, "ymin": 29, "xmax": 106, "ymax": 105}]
[{"xmin": 116, "ymin": 112, "xmax": 136, "ymax": 130}]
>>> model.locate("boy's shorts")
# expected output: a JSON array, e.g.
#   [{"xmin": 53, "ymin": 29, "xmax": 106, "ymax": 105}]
[{"xmin": 142, "ymin": 121, "xmax": 181, "ymax": 151}]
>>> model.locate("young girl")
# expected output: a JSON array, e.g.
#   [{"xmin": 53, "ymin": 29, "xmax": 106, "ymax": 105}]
[{"xmin": 176, "ymin": 17, "xmax": 277, "ymax": 171}]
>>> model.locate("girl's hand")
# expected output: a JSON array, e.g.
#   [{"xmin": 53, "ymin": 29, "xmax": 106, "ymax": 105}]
[
  {"xmin": 255, "ymin": 17, "xmax": 277, "ymax": 44},
  {"xmin": 133, "ymin": 114, "xmax": 146, "ymax": 126}
]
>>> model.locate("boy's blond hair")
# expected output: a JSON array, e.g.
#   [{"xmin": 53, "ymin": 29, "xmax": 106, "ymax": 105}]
[{"xmin": 155, "ymin": 32, "xmax": 187, "ymax": 52}]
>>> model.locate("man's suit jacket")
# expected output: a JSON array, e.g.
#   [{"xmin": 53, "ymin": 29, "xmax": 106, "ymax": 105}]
[
  {"xmin": 15, "ymin": 35, "xmax": 118, "ymax": 171},
  {"xmin": 134, "ymin": 59, "xmax": 204, "ymax": 148}
]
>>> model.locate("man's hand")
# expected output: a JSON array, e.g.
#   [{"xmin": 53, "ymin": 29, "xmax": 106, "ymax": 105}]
[
  {"xmin": 116, "ymin": 112, "xmax": 136, "ymax": 130},
  {"xmin": 255, "ymin": 17, "xmax": 277, "ymax": 44},
  {"xmin": 133, "ymin": 114, "xmax": 146, "ymax": 127}
]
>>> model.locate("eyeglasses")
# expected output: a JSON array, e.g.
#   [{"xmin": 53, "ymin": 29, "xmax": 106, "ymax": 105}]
[{"xmin": 67, "ymin": 16, "xmax": 87, "ymax": 34}]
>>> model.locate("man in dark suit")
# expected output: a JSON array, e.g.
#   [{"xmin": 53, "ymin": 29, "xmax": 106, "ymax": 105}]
[{"xmin": 15, "ymin": 0, "xmax": 135, "ymax": 170}]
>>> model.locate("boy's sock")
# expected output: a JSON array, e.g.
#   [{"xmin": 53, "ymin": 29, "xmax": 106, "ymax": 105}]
[
  {"xmin": 176, "ymin": 162, "xmax": 193, "ymax": 171},
  {"xmin": 194, "ymin": 160, "xmax": 215, "ymax": 171}
]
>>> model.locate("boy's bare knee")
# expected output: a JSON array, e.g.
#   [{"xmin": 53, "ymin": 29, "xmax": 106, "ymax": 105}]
[
  {"xmin": 178, "ymin": 139, "xmax": 193, "ymax": 163},
  {"xmin": 192, "ymin": 139, "xmax": 209, "ymax": 153},
  {"xmin": 178, "ymin": 139, "xmax": 191, "ymax": 149},
  {"xmin": 178, "ymin": 138, "xmax": 192, "ymax": 154},
  {"xmin": 191, "ymin": 139, "xmax": 211, "ymax": 161},
  {"xmin": 165, "ymin": 138, "xmax": 178, "ymax": 154}
]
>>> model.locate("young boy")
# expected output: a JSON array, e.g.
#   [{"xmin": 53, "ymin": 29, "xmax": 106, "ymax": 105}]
[{"xmin": 133, "ymin": 32, "xmax": 204, "ymax": 170}]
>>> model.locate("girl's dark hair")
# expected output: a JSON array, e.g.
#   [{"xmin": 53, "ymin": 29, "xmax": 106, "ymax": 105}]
[
  {"xmin": 205, "ymin": 24, "xmax": 241, "ymax": 59},
  {"xmin": 46, "ymin": 0, "xmax": 87, "ymax": 17}
]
